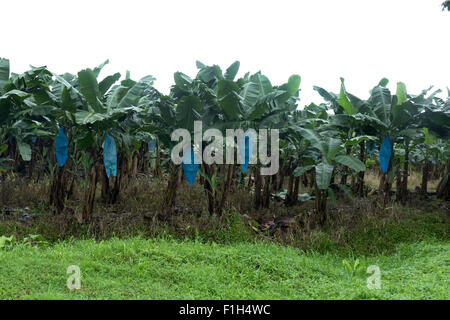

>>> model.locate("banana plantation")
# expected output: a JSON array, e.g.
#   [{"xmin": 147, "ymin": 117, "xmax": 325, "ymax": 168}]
[{"xmin": 0, "ymin": 57, "xmax": 449, "ymax": 230}]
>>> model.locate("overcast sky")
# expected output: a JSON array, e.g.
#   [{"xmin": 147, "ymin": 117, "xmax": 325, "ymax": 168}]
[{"xmin": 2, "ymin": 0, "xmax": 449, "ymax": 106}]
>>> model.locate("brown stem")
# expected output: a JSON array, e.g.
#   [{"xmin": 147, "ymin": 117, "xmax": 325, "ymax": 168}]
[
  {"xmin": 285, "ymin": 173, "xmax": 295, "ymax": 206},
  {"xmin": 49, "ymin": 165, "xmax": 67, "ymax": 214},
  {"xmin": 356, "ymin": 141, "xmax": 366, "ymax": 197},
  {"xmin": 314, "ymin": 180, "xmax": 327, "ymax": 226},
  {"xmin": 82, "ymin": 162, "xmax": 99, "ymax": 223},
  {"xmin": 262, "ymin": 175, "xmax": 271, "ymax": 208},
  {"xmin": 421, "ymin": 160, "xmax": 429, "ymax": 196},
  {"xmin": 218, "ymin": 164, "xmax": 235, "ymax": 213},
  {"xmin": 436, "ymin": 159, "xmax": 450, "ymax": 199},
  {"xmin": 254, "ymin": 167, "xmax": 262, "ymax": 209},
  {"xmin": 160, "ymin": 164, "xmax": 180, "ymax": 216}
]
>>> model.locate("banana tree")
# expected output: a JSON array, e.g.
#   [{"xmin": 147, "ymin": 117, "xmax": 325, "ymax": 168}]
[
  {"xmin": 280, "ymin": 103, "xmax": 329, "ymax": 206},
  {"xmin": 418, "ymin": 90, "xmax": 450, "ymax": 199},
  {"xmin": 436, "ymin": 142, "xmax": 450, "ymax": 200},
  {"xmin": 146, "ymin": 73, "xmax": 200, "ymax": 216},
  {"xmin": 237, "ymin": 70, "xmax": 301, "ymax": 209},
  {"xmin": 296, "ymin": 128, "xmax": 366, "ymax": 224},
  {"xmin": 358, "ymin": 79, "xmax": 430, "ymax": 205},
  {"xmin": 314, "ymin": 78, "xmax": 380, "ymax": 197},
  {"xmin": 1, "ymin": 63, "xmax": 58, "ymax": 168},
  {"xmin": 0, "ymin": 58, "xmax": 9, "ymax": 171},
  {"xmin": 51, "ymin": 61, "xmax": 154, "ymax": 221},
  {"xmin": 100, "ymin": 70, "xmax": 158, "ymax": 204},
  {"xmin": 162, "ymin": 61, "xmax": 240, "ymax": 215},
  {"xmin": 0, "ymin": 61, "xmax": 78, "ymax": 212}
]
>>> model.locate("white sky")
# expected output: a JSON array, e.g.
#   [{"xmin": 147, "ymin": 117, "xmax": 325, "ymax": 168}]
[{"xmin": 2, "ymin": 0, "xmax": 449, "ymax": 106}]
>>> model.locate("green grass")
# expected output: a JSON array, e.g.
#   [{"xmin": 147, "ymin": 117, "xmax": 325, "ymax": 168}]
[{"xmin": 0, "ymin": 237, "xmax": 448, "ymax": 299}]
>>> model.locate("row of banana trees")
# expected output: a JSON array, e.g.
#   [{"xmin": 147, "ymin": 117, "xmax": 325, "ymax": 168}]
[{"xmin": 0, "ymin": 58, "xmax": 449, "ymax": 225}]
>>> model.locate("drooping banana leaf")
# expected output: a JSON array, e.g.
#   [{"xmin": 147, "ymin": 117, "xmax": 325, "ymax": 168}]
[
  {"xmin": 334, "ymin": 154, "xmax": 366, "ymax": 172},
  {"xmin": 17, "ymin": 140, "xmax": 31, "ymax": 162},
  {"xmin": 315, "ymin": 162, "xmax": 334, "ymax": 190},
  {"xmin": 0, "ymin": 58, "xmax": 10, "ymax": 94}
]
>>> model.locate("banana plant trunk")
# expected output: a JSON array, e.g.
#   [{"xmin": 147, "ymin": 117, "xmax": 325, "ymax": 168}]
[
  {"xmin": 49, "ymin": 165, "xmax": 67, "ymax": 214},
  {"xmin": 436, "ymin": 159, "xmax": 450, "ymax": 200},
  {"xmin": 202, "ymin": 164, "xmax": 217, "ymax": 215},
  {"xmin": 277, "ymin": 160, "xmax": 288, "ymax": 190},
  {"xmin": 314, "ymin": 182, "xmax": 327, "ymax": 226},
  {"xmin": 293, "ymin": 176, "xmax": 300, "ymax": 203},
  {"xmin": 49, "ymin": 138, "xmax": 72, "ymax": 214},
  {"xmin": 378, "ymin": 171, "xmax": 392, "ymax": 207},
  {"xmin": 100, "ymin": 153, "xmax": 124, "ymax": 204},
  {"xmin": 421, "ymin": 160, "xmax": 429, "ymax": 196},
  {"xmin": 160, "ymin": 164, "xmax": 180, "ymax": 216},
  {"xmin": 398, "ymin": 140, "xmax": 409, "ymax": 204},
  {"xmin": 284, "ymin": 160, "xmax": 298, "ymax": 206},
  {"xmin": 131, "ymin": 151, "xmax": 139, "ymax": 177},
  {"xmin": 262, "ymin": 175, "xmax": 271, "ymax": 208},
  {"xmin": 66, "ymin": 174, "xmax": 76, "ymax": 200},
  {"xmin": 271, "ymin": 173, "xmax": 278, "ymax": 193},
  {"xmin": 285, "ymin": 174, "xmax": 294, "ymax": 206},
  {"xmin": 100, "ymin": 164, "xmax": 110, "ymax": 202},
  {"xmin": 110, "ymin": 153, "xmax": 125, "ymax": 204},
  {"xmin": 155, "ymin": 143, "xmax": 161, "ymax": 177},
  {"xmin": 354, "ymin": 141, "xmax": 366, "ymax": 197},
  {"xmin": 286, "ymin": 175, "xmax": 300, "ymax": 206},
  {"xmin": 218, "ymin": 164, "xmax": 235, "ymax": 213},
  {"xmin": 82, "ymin": 159, "xmax": 100, "ymax": 223},
  {"xmin": 254, "ymin": 167, "xmax": 262, "ymax": 209},
  {"xmin": 309, "ymin": 170, "xmax": 315, "ymax": 188}
]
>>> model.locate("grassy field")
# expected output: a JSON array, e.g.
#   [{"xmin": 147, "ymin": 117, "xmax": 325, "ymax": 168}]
[
  {"xmin": 0, "ymin": 237, "xmax": 448, "ymax": 300},
  {"xmin": 1, "ymin": 177, "xmax": 448, "ymax": 300}
]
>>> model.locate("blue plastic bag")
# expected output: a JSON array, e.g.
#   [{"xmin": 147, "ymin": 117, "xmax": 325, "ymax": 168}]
[
  {"xmin": 148, "ymin": 139, "xmax": 156, "ymax": 152},
  {"xmin": 103, "ymin": 133, "xmax": 117, "ymax": 178},
  {"xmin": 239, "ymin": 134, "xmax": 253, "ymax": 173},
  {"xmin": 379, "ymin": 136, "xmax": 392, "ymax": 173},
  {"xmin": 55, "ymin": 127, "xmax": 68, "ymax": 167},
  {"xmin": 182, "ymin": 147, "xmax": 199, "ymax": 186}
]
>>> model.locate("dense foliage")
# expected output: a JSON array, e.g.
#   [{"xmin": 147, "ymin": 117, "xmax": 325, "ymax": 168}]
[
  {"xmin": 0, "ymin": 58, "xmax": 449, "ymax": 225},
  {"xmin": 443, "ymin": 1, "xmax": 450, "ymax": 11}
]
